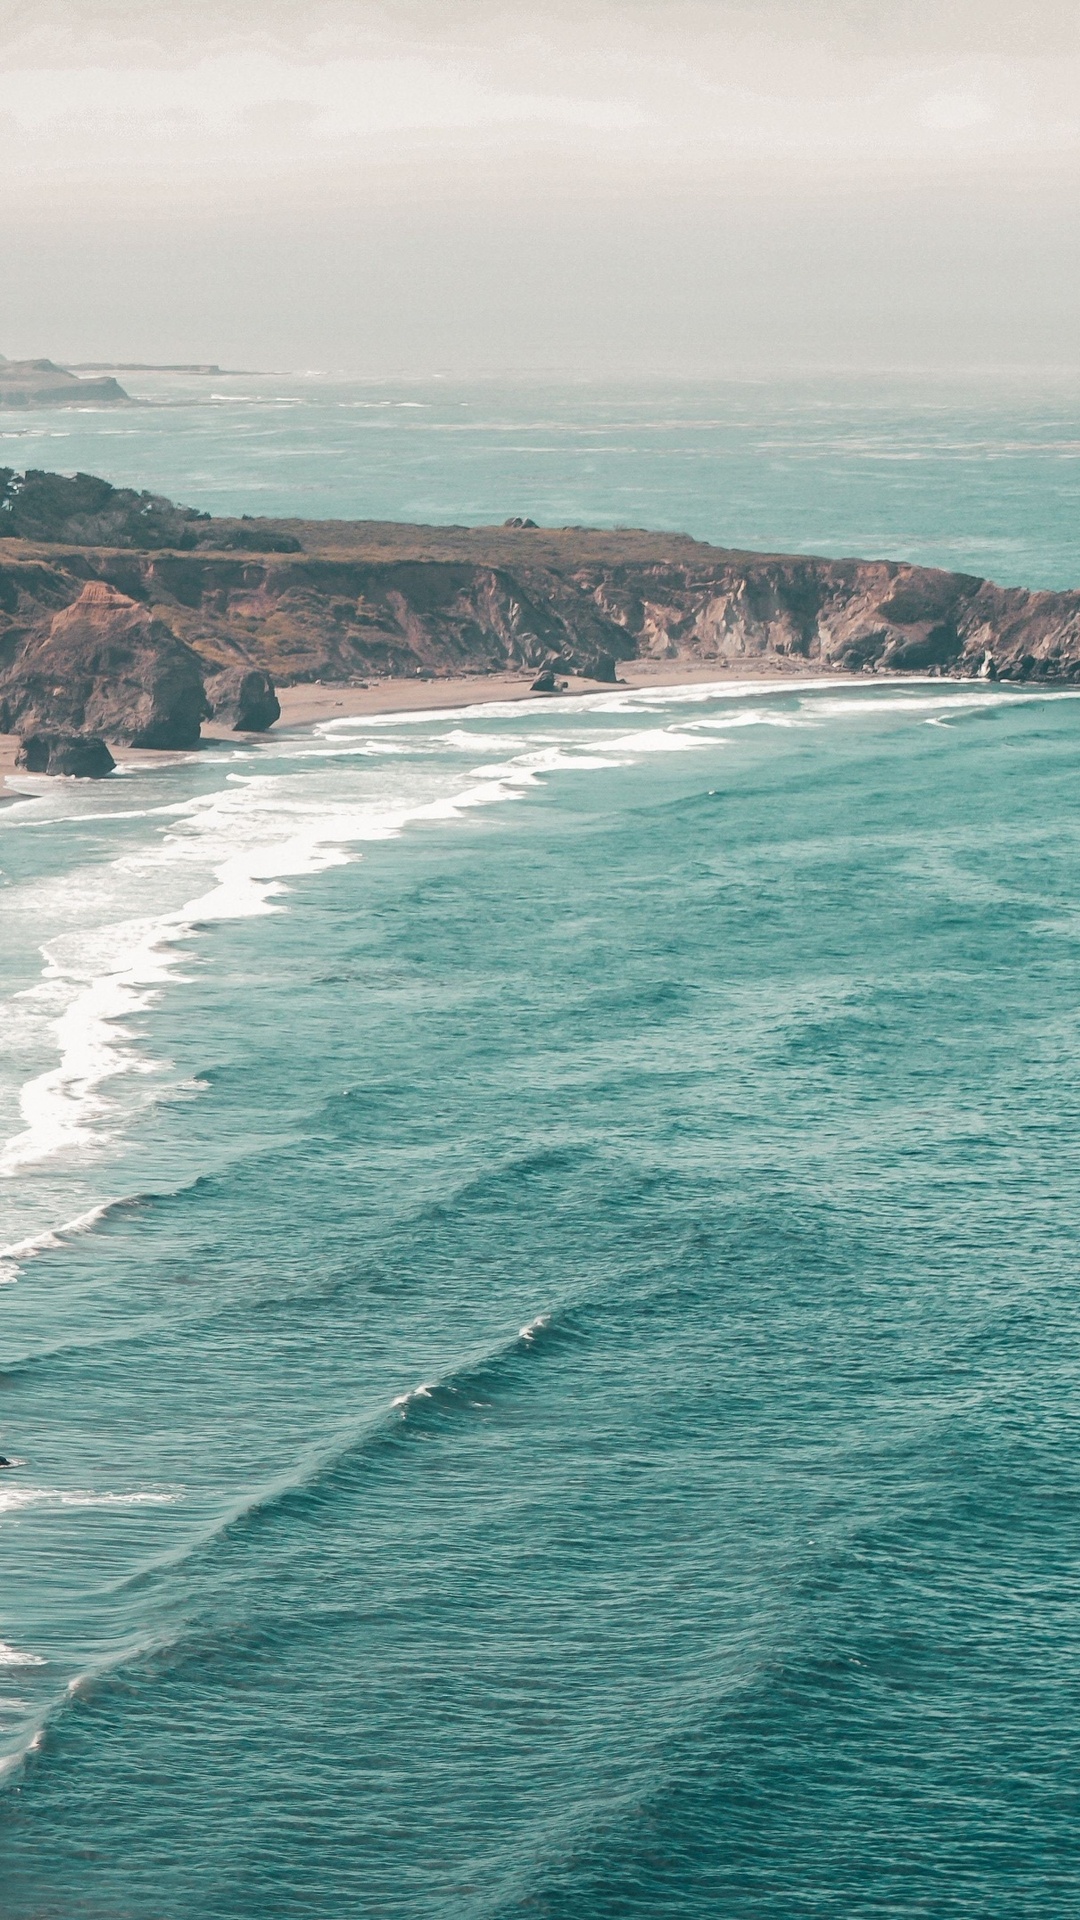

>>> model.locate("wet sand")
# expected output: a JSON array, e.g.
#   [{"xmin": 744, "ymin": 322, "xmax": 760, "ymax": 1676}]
[
  {"xmin": 274, "ymin": 657, "xmax": 849, "ymax": 730},
  {"xmin": 0, "ymin": 658, "xmax": 852, "ymax": 789}
]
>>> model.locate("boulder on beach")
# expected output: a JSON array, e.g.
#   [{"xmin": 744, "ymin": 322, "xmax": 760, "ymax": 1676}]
[
  {"xmin": 205, "ymin": 665, "xmax": 280, "ymax": 732},
  {"xmin": 16, "ymin": 731, "xmax": 116, "ymax": 777},
  {"xmin": 0, "ymin": 582, "xmax": 208, "ymax": 748}
]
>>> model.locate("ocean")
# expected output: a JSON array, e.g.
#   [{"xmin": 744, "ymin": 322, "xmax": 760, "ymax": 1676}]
[
  {"xmin": 2, "ymin": 374, "xmax": 1080, "ymax": 1916},
  {"xmin": 5, "ymin": 364, "xmax": 1080, "ymax": 587}
]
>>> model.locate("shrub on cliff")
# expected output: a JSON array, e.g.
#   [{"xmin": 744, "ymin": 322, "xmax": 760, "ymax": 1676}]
[{"xmin": 0, "ymin": 468, "xmax": 210, "ymax": 549}]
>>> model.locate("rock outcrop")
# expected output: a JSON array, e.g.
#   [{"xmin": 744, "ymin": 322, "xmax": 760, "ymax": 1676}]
[
  {"xmin": 205, "ymin": 666, "xmax": 280, "ymax": 731},
  {"xmin": 2, "ymin": 470, "xmax": 1080, "ymax": 692},
  {"xmin": 16, "ymin": 731, "xmax": 115, "ymax": 777},
  {"xmin": 0, "ymin": 581, "xmax": 208, "ymax": 748}
]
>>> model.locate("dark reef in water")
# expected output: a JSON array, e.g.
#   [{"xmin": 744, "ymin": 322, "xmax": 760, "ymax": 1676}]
[{"xmin": 2, "ymin": 468, "xmax": 1080, "ymax": 757}]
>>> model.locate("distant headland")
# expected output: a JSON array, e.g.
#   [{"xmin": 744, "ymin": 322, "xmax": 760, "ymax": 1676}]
[
  {"xmin": 0, "ymin": 356, "xmax": 130, "ymax": 408},
  {"xmin": 71, "ymin": 363, "xmax": 256, "ymax": 375},
  {"xmin": 0, "ymin": 356, "xmax": 257, "ymax": 407}
]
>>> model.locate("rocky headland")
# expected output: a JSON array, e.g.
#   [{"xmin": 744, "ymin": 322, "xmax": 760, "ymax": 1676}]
[{"xmin": 3, "ymin": 466, "xmax": 1080, "ymax": 767}]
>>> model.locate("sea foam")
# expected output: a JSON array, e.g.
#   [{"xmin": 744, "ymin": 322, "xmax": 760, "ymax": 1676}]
[
  {"xmin": 0, "ymin": 759, "xmax": 542, "ymax": 1185},
  {"xmin": 0, "ymin": 1642, "xmax": 44, "ymax": 1668},
  {"xmin": 0, "ymin": 1200, "xmax": 118, "ymax": 1284}
]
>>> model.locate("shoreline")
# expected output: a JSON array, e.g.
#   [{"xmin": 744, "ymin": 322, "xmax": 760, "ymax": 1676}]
[
  {"xmin": 272, "ymin": 657, "xmax": 855, "ymax": 731},
  {"xmin": 1, "ymin": 658, "xmax": 857, "ymax": 787}
]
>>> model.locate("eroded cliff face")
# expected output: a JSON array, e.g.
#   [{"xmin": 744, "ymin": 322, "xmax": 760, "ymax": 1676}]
[
  {"xmin": 0, "ymin": 580, "xmax": 208, "ymax": 747},
  {"xmin": 2, "ymin": 514, "xmax": 1080, "ymax": 696},
  {"xmin": 562, "ymin": 553, "xmax": 1080, "ymax": 681}
]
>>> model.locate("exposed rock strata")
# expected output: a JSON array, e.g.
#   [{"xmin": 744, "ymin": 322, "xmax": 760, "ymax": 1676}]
[
  {"xmin": 1, "ymin": 472, "xmax": 1080, "ymax": 691},
  {"xmin": 0, "ymin": 581, "xmax": 208, "ymax": 748}
]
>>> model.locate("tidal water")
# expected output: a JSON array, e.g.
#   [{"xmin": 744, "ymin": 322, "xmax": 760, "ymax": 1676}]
[{"xmin": 3, "ymin": 378, "xmax": 1080, "ymax": 1916}]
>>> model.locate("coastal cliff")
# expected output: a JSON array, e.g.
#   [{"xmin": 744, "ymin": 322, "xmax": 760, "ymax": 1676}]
[{"xmin": 2, "ymin": 472, "xmax": 1080, "ymax": 740}]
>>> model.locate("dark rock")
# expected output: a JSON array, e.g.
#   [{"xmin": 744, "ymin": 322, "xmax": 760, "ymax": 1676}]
[
  {"xmin": 205, "ymin": 665, "xmax": 280, "ymax": 732},
  {"xmin": 592, "ymin": 651, "xmax": 617, "ymax": 684},
  {"xmin": 504, "ymin": 516, "xmax": 538, "ymax": 529},
  {"xmin": 530, "ymin": 668, "xmax": 557, "ymax": 691},
  {"xmin": 15, "ymin": 731, "xmax": 115, "ymax": 777},
  {"xmin": 882, "ymin": 621, "xmax": 962, "ymax": 672},
  {"xmin": 0, "ymin": 582, "xmax": 208, "ymax": 748}
]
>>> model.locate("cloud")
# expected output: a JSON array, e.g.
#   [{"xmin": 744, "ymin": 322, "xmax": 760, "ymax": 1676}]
[
  {"xmin": 1, "ymin": 3, "xmax": 1077, "ymax": 195},
  {"xmin": 3, "ymin": 1, "xmax": 1079, "ymax": 369},
  {"xmin": 0, "ymin": 49, "xmax": 646, "ymax": 139},
  {"xmin": 920, "ymin": 90, "xmax": 995, "ymax": 132}
]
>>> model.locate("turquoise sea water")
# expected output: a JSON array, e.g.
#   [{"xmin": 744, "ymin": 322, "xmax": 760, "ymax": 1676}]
[
  {"xmin": 3, "ymin": 379, "xmax": 1080, "ymax": 1915},
  {"xmin": 4, "ymin": 366, "xmax": 1080, "ymax": 587}
]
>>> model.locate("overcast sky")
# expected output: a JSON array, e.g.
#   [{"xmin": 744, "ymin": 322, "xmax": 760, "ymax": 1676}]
[{"xmin": 3, "ymin": 1, "xmax": 1080, "ymax": 370}]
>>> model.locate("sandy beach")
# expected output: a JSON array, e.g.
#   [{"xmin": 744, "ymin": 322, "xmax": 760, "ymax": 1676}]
[
  {"xmin": 0, "ymin": 657, "xmax": 850, "ymax": 790},
  {"xmin": 273, "ymin": 656, "xmax": 842, "ymax": 729}
]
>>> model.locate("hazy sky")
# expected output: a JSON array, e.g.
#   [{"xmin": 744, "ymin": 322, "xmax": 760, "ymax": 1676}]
[{"xmin": 3, "ymin": 1, "xmax": 1080, "ymax": 370}]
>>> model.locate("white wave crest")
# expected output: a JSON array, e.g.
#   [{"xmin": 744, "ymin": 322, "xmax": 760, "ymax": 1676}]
[
  {"xmin": 0, "ymin": 917, "xmax": 189, "ymax": 1176},
  {"xmin": 0, "ymin": 1486, "xmax": 182, "ymax": 1515},
  {"xmin": 601, "ymin": 727, "xmax": 712, "ymax": 752},
  {"xmin": 0, "ymin": 1200, "xmax": 118, "ymax": 1283},
  {"xmin": 469, "ymin": 747, "xmax": 624, "ymax": 781},
  {"xmin": 0, "ymin": 1641, "xmax": 44, "ymax": 1668},
  {"xmin": 391, "ymin": 1384, "xmax": 435, "ymax": 1414}
]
